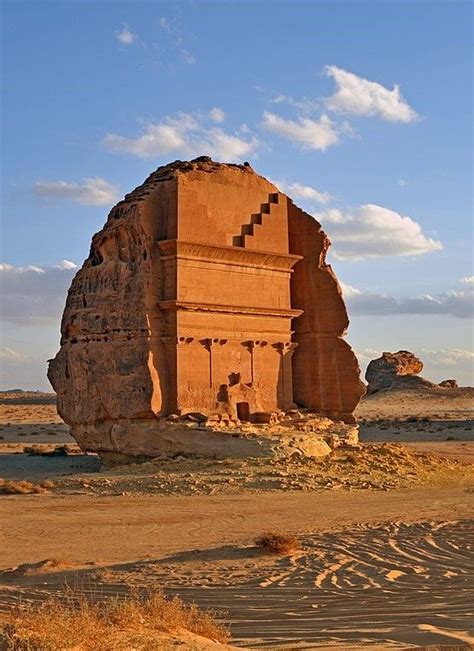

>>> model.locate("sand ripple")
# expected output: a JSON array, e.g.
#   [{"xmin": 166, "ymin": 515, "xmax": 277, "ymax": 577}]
[
  {"xmin": 1, "ymin": 520, "xmax": 472, "ymax": 649},
  {"xmin": 162, "ymin": 520, "xmax": 474, "ymax": 648}
]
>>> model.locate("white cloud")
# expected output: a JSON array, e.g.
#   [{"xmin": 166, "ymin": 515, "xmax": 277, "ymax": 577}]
[
  {"xmin": 159, "ymin": 15, "xmax": 195, "ymax": 64},
  {"xmin": 0, "ymin": 262, "xmax": 77, "ymax": 325},
  {"xmin": 314, "ymin": 204, "xmax": 442, "ymax": 261},
  {"xmin": 0, "ymin": 347, "xmax": 28, "ymax": 362},
  {"xmin": 340, "ymin": 281, "xmax": 473, "ymax": 319},
  {"xmin": 34, "ymin": 178, "xmax": 120, "ymax": 206},
  {"xmin": 339, "ymin": 281, "xmax": 362, "ymax": 298},
  {"xmin": 209, "ymin": 107, "xmax": 225, "ymax": 123},
  {"xmin": 421, "ymin": 348, "xmax": 474, "ymax": 366},
  {"xmin": 460, "ymin": 275, "xmax": 474, "ymax": 286},
  {"xmin": 398, "ymin": 178, "xmax": 407, "ymax": 187},
  {"xmin": 271, "ymin": 179, "xmax": 332, "ymax": 204},
  {"xmin": 56, "ymin": 260, "xmax": 78, "ymax": 270},
  {"xmin": 103, "ymin": 112, "xmax": 259, "ymax": 162},
  {"xmin": 116, "ymin": 25, "xmax": 136, "ymax": 45},
  {"xmin": 261, "ymin": 111, "xmax": 339, "ymax": 151},
  {"xmin": 324, "ymin": 66, "xmax": 418, "ymax": 123},
  {"xmin": 269, "ymin": 95, "xmax": 319, "ymax": 113},
  {"xmin": 271, "ymin": 95, "xmax": 288, "ymax": 104}
]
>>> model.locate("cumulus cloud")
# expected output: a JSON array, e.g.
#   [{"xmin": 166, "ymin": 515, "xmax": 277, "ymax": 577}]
[
  {"xmin": 261, "ymin": 111, "xmax": 339, "ymax": 151},
  {"xmin": 116, "ymin": 25, "xmax": 136, "ymax": 45},
  {"xmin": 271, "ymin": 179, "xmax": 332, "ymax": 203},
  {"xmin": 421, "ymin": 348, "xmax": 474, "ymax": 366},
  {"xmin": 324, "ymin": 65, "xmax": 418, "ymax": 123},
  {"xmin": 314, "ymin": 204, "xmax": 442, "ymax": 261},
  {"xmin": 34, "ymin": 178, "xmax": 120, "ymax": 206},
  {"xmin": 460, "ymin": 275, "xmax": 474, "ymax": 286},
  {"xmin": 103, "ymin": 112, "xmax": 259, "ymax": 162},
  {"xmin": 209, "ymin": 107, "xmax": 225, "ymax": 123},
  {"xmin": 340, "ymin": 281, "xmax": 473, "ymax": 319},
  {"xmin": 0, "ymin": 262, "xmax": 77, "ymax": 325}
]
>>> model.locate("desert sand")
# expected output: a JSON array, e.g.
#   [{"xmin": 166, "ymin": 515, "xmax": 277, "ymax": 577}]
[{"xmin": 1, "ymin": 388, "xmax": 473, "ymax": 649}]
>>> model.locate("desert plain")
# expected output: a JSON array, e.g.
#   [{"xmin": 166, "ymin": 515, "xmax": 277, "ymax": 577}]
[{"xmin": 0, "ymin": 385, "xmax": 473, "ymax": 650}]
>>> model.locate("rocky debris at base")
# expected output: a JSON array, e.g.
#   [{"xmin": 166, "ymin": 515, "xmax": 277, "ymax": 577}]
[
  {"xmin": 365, "ymin": 351, "xmax": 435, "ymax": 394},
  {"xmin": 439, "ymin": 379, "xmax": 458, "ymax": 388},
  {"xmin": 54, "ymin": 442, "xmax": 473, "ymax": 497},
  {"xmin": 95, "ymin": 409, "xmax": 360, "ymax": 466}
]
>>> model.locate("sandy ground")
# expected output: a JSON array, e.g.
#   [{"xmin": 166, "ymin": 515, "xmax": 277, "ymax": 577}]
[
  {"xmin": 355, "ymin": 385, "xmax": 474, "ymax": 421},
  {"xmin": 1, "ymin": 389, "xmax": 473, "ymax": 649}
]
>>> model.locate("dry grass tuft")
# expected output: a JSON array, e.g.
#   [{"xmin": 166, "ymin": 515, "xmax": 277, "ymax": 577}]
[
  {"xmin": 0, "ymin": 479, "xmax": 55, "ymax": 495},
  {"xmin": 0, "ymin": 587, "xmax": 229, "ymax": 649},
  {"xmin": 255, "ymin": 531, "xmax": 300, "ymax": 555}
]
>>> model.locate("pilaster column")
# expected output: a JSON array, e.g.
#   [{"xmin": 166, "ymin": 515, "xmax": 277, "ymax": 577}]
[
  {"xmin": 161, "ymin": 336, "xmax": 179, "ymax": 413},
  {"xmin": 272, "ymin": 341, "xmax": 298, "ymax": 410}
]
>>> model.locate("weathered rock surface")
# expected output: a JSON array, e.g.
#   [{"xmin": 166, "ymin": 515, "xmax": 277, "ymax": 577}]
[
  {"xmin": 48, "ymin": 157, "xmax": 365, "ymax": 460},
  {"xmin": 438, "ymin": 379, "xmax": 458, "ymax": 388},
  {"xmin": 365, "ymin": 351, "xmax": 435, "ymax": 394}
]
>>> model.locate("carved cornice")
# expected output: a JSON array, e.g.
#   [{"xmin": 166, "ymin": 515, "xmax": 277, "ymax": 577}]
[
  {"xmin": 158, "ymin": 300, "xmax": 303, "ymax": 319},
  {"xmin": 157, "ymin": 239, "xmax": 302, "ymax": 273}
]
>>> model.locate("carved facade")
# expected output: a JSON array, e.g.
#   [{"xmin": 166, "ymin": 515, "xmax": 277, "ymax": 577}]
[{"xmin": 48, "ymin": 158, "xmax": 365, "ymax": 457}]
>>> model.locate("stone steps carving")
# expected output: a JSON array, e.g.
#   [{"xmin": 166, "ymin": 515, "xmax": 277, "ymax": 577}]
[{"xmin": 232, "ymin": 193, "xmax": 281, "ymax": 248}]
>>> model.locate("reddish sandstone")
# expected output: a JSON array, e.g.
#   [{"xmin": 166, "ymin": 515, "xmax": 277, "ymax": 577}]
[{"xmin": 48, "ymin": 157, "xmax": 365, "ymax": 458}]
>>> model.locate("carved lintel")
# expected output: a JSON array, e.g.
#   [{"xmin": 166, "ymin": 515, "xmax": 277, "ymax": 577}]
[
  {"xmin": 158, "ymin": 300, "xmax": 303, "ymax": 319},
  {"xmin": 157, "ymin": 239, "xmax": 302, "ymax": 273}
]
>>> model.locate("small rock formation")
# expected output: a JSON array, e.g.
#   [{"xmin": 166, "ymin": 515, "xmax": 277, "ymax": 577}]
[
  {"xmin": 365, "ymin": 350, "xmax": 435, "ymax": 394},
  {"xmin": 438, "ymin": 379, "xmax": 458, "ymax": 388},
  {"xmin": 48, "ymin": 157, "xmax": 365, "ymax": 461}
]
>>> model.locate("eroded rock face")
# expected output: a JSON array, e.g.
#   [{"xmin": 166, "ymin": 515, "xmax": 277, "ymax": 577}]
[
  {"xmin": 365, "ymin": 351, "xmax": 433, "ymax": 394},
  {"xmin": 48, "ymin": 157, "xmax": 365, "ymax": 459}
]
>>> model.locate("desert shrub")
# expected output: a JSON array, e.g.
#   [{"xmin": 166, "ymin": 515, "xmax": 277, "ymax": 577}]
[
  {"xmin": 0, "ymin": 588, "xmax": 229, "ymax": 650},
  {"xmin": 255, "ymin": 531, "xmax": 300, "ymax": 555}
]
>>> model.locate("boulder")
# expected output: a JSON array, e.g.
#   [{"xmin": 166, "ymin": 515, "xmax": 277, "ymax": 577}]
[
  {"xmin": 365, "ymin": 351, "xmax": 434, "ymax": 394},
  {"xmin": 438, "ymin": 379, "xmax": 458, "ymax": 388}
]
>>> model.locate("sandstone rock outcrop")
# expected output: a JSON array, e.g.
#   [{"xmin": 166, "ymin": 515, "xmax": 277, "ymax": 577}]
[
  {"xmin": 438, "ymin": 379, "xmax": 458, "ymax": 388},
  {"xmin": 365, "ymin": 350, "xmax": 434, "ymax": 394},
  {"xmin": 48, "ymin": 157, "xmax": 365, "ymax": 460}
]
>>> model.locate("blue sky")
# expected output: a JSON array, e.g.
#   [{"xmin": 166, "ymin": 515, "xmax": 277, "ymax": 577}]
[{"xmin": 1, "ymin": 0, "xmax": 473, "ymax": 389}]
